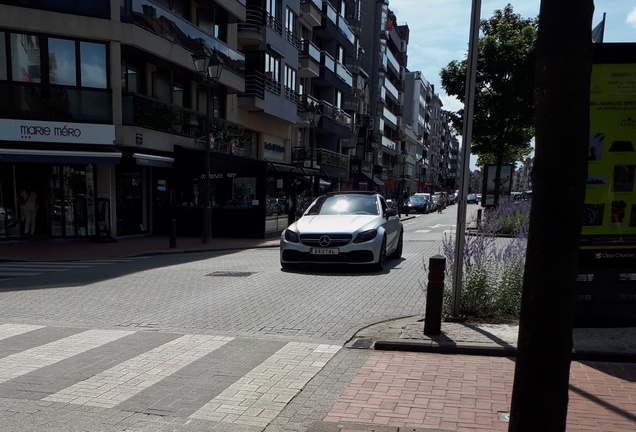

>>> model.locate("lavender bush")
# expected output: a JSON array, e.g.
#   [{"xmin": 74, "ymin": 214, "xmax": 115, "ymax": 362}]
[{"xmin": 439, "ymin": 200, "xmax": 531, "ymax": 318}]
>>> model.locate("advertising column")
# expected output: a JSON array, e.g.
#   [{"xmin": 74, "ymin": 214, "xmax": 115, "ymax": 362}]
[{"xmin": 577, "ymin": 59, "xmax": 636, "ymax": 326}]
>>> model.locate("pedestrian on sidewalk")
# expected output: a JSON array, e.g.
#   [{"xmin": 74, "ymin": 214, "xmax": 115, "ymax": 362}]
[{"xmin": 20, "ymin": 183, "xmax": 38, "ymax": 238}]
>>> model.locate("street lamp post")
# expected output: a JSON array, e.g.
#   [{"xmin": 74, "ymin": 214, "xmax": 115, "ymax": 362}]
[
  {"xmin": 302, "ymin": 102, "xmax": 322, "ymax": 197},
  {"xmin": 192, "ymin": 41, "xmax": 223, "ymax": 244}
]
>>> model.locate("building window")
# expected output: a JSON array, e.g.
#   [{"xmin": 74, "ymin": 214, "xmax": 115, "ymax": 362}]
[
  {"xmin": 11, "ymin": 33, "xmax": 41, "ymax": 83},
  {"xmin": 122, "ymin": 61, "xmax": 140, "ymax": 93},
  {"xmin": 285, "ymin": 7, "xmax": 299, "ymax": 47},
  {"xmin": 336, "ymin": 44, "xmax": 344, "ymax": 63},
  {"xmin": 80, "ymin": 41, "xmax": 107, "ymax": 89},
  {"xmin": 284, "ymin": 65, "xmax": 296, "ymax": 91},
  {"xmin": 48, "ymin": 38, "xmax": 76, "ymax": 86},
  {"xmin": 265, "ymin": 53, "xmax": 280, "ymax": 82},
  {"xmin": 266, "ymin": 0, "xmax": 282, "ymax": 34},
  {"xmin": 284, "ymin": 65, "xmax": 297, "ymax": 102},
  {"xmin": 335, "ymin": 90, "xmax": 342, "ymax": 109}
]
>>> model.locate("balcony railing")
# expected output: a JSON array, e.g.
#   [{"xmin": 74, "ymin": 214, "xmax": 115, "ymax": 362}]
[
  {"xmin": 266, "ymin": 12, "xmax": 283, "ymax": 35},
  {"xmin": 300, "ymin": 40, "xmax": 321, "ymax": 62},
  {"xmin": 243, "ymin": 72, "xmax": 264, "ymax": 99},
  {"xmin": 334, "ymin": 61, "xmax": 353, "ymax": 87},
  {"xmin": 238, "ymin": 6, "xmax": 263, "ymax": 34},
  {"xmin": 318, "ymin": 147, "xmax": 350, "ymax": 169},
  {"xmin": 122, "ymin": 92, "xmax": 202, "ymax": 137}
]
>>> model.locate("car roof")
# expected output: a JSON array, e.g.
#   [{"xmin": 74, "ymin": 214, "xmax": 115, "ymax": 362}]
[{"xmin": 325, "ymin": 191, "xmax": 380, "ymax": 197}]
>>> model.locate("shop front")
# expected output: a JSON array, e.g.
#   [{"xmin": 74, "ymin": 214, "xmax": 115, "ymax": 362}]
[
  {"xmin": 0, "ymin": 148, "xmax": 120, "ymax": 240},
  {"xmin": 0, "ymin": 120, "xmax": 118, "ymax": 240},
  {"xmin": 173, "ymin": 147, "xmax": 312, "ymax": 238}
]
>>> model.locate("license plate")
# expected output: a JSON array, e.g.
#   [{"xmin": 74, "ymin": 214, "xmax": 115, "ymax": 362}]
[{"xmin": 310, "ymin": 248, "xmax": 339, "ymax": 255}]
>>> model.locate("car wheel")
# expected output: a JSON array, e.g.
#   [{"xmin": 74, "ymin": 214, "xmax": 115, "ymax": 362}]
[
  {"xmin": 389, "ymin": 231, "xmax": 403, "ymax": 260},
  {"xmin": 374, "ymin": 237, "xmax": 387, "ymax": 271}
]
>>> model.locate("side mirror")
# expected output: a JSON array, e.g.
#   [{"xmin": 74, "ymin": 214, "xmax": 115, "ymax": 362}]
[{"xmin": 385, "ymin": 208, "xmax": 398, "ymax": 218}]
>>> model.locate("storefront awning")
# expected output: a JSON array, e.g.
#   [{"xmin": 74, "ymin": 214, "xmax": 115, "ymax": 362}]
[
  {"xmin": 267, "ymin": 161, "xmax": 310, "ymax": 174},
  {"xmin": 0, "ymin": 148, "xmax": 122, "ymax": 164},
  {"xmin": 133, "ymin": 153, "xmax": 174, "ymax": 168},
  {"xmin": 361, "ymin": 171, "xmax": 385, "ymax": 186}
]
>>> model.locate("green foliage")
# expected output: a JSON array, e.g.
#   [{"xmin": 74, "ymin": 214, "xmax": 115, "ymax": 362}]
[{"xmin": 440, "ymin": 4, "xmax": 537, "ymax": 168}]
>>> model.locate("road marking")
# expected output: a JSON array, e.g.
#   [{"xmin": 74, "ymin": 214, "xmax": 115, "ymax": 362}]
[
  {"xmin": 0, "ymin": 329, "xmax": 134, "ymax": 384},
  {"xmin": 44, "ymin": 334, "xmax": 233, "ymax": 408},
  {"xmin": 0, "ymin": 324, "xmax": 45, "ymax": 341},
  {"xmin": 191, "ymin": 342, "xmax": 340, "ymax": 427},
  {"xmin": 415, "ymin": 229, "xmax": 431, "ymax": 233}
]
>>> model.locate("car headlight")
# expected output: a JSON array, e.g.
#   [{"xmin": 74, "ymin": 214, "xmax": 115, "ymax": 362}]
[
  {"xmin": 284, "ymin": 229, "xmax": 300, "ymax": 243},
  {"xmin": 354, "ymin": 229, "xmax": 378, "ymax": 243}
]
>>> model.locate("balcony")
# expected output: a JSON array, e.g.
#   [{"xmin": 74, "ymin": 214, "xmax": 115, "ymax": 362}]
[
  {"xmin": 122, "ymin": 92, "xmax": 200, "ymax": 137},
  {"xmin": 300, "ymin": 0, "xmax": 322, "ymax": 28},
  {"xmin": 381, "ymin": 135, "xmax": 397, "ymax": 151},
  {"xmin": 382, "ymin": 107, "xmax": 397, "ymax": 129},
  {"xmin": 238, "ymin": 72, "xmax": 266, "ymax": 112},
  {"xmin": 237, "ymin": 6, "xmax": 263, "ymax": 45},
  {"xmin": 299, "ymin": 41, "xmax": 321, "ymax": 78},
  {"xmin": 313, "ymin": 52, "xmax": 351, "ymax": 94},
  {"xmin": 126, "ymin": 0, "xmax": 245, "ymax": 78},
  {"xmin": 317, "ymin": 148, "xmax": 350, "ymax": 179},
  {"xmin": 314, "ymin": 1, "xmax": 354, "ymax": 49},
  {"xmin": 0, "ymin": 82, "xmax": 112, "ymax": 124}
]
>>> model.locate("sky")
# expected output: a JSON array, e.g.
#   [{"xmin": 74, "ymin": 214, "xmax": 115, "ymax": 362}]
[{"xmin": 387, "ymin": 0, "xmax": 635, "ymax": 169}]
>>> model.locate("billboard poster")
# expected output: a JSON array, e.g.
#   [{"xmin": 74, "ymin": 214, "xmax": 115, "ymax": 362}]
[
  {"xmin": 481, "ymin": 164, "xmax": 513, "ymax": 207},
  {"xmin": 584, "ymin": 63, "xmax": 636, "ymax": 248},
  {"xmin": 577, "ymin": 51, "xmax": 636, "ymax": 327}
]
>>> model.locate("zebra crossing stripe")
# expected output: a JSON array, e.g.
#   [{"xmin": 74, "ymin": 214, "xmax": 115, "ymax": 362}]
[
  {"xmin": 0, "ymin": 329, "xmax": 134, "ymax": 384},
  {"xmin": 0, "ymin": 324, "xmax": 45, "ymax": 341},
  {"xmin": 44, "ymin": 334, "xmax": 234, "ymax": 408},
  {"xmin": 190, "ymin": 342, "xmax": 340, "ymax": 427}
]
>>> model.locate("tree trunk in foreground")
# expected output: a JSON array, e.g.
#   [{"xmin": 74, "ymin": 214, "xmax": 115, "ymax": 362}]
[{"xmin": 508, "ymin": 1, "xmax": 593, "ymax": 431}]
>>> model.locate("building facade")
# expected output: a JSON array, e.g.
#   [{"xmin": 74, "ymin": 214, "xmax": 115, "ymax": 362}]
[{"xmin": 0, "ymin": 0, "xmax": 458, "ymax": 242}]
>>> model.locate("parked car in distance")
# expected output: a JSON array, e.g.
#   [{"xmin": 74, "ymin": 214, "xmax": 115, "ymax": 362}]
[
  {"xmin": 280, "ymin": 192, "xmax": 403, "ymax": 271},
  {"xmin": 466, "ymin": 193, "xmax": 480, "ymax": 204},
  {"xmin": 405, "ymin": 194, "xmax": 432, "ymax": 214}
]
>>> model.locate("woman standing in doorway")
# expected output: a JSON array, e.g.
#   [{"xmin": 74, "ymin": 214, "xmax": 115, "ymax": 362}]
[{"xmin": 20, "ymin": 183, "xmax": 38, "ymax": 237}]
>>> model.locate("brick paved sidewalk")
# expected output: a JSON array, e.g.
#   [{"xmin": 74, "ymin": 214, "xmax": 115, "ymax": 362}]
[{"xmin": 310, "ymin": 351, "xmax": 636, "ymax": 432}]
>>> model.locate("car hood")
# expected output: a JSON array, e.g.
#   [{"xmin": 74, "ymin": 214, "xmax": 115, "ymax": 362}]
[{"xmin": 294, "ymin": 215, "xmax": 377, "ymax": 233}]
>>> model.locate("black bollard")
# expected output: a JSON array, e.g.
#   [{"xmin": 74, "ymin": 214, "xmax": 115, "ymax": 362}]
[
  {"xmin": 169, "ymin": 219, "xmax": 177, "ymax": 248},
  {"xmin": 424, "ymin": 254, "xmax": 446, "ymax": 336}
]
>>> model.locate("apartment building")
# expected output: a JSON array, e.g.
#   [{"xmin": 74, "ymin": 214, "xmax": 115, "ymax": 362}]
[
  {"xmin": 0, "ymin": 0, "xmax": 458, "ymax": 242},
  {"xmin": 403, "ymin": 70, "xmax": 433, "ymax": 193},
  {"xmin": 0, "ymin": 0, "xmax": 366, "ymax": 241}
]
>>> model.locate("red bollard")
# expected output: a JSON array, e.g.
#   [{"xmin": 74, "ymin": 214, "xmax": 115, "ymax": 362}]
[{"xmin": 424, "ymin": 255, "xmax": 446, "ymax": 336}]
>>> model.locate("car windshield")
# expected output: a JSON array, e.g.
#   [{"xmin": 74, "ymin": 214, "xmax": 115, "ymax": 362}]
[
  {"xmin": 409, "ymin": 196, "xmax": 426, "ymax": 203},
  {"xmin": 306, "ymin": 195, "xmax": 379, "ymax": 216}
]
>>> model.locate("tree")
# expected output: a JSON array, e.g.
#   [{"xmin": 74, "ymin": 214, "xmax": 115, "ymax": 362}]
[
  {"xmin": 440, "ymin": 4, "xmax": 537, "ymax": 202},
  {"xmin": 508, "ymin": 1, "xmax": 593, "ymax": 431}
]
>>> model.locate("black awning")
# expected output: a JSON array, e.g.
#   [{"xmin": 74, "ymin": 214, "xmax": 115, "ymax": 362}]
[
  {"xmin": 267, "ymin": 161, "xmax": 307, "ymax": 174},
  {"xmin": 0, "ymin": 148, "xmax": 122, "ymax": 164},
  {"xmin": 133, "ymin": 153, "xmax": 174, "ymax": 168},
  {"xmin": 361, "ymin": 171, "xmax": 385, "ymax": 186}
]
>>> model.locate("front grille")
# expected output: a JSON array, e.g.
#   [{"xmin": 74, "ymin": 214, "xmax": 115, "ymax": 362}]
[
  {"xmin": 282, "ymin": 250, "xmax": 374, "ymax": 263},
  {"xmin": 300, "ymin": 233, "xmax": 352, "ymax": 247}
]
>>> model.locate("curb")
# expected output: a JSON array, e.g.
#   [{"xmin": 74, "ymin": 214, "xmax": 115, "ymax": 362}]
[{"xmin": 373, "ymin": 340, "xmax": 636, "ymax": 363}]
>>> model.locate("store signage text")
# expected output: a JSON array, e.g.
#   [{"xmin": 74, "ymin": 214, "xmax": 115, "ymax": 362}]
[
  {"xmin": 200, "ymin": 173, "xmax": 237, "ymax": 179},
  {"xmin": 0, "ymin": 119, "xmax": 115, "ymax": 145},
  {"xmin": 21, "ymin": 124, "xmax": 82, "ymax": 139}
]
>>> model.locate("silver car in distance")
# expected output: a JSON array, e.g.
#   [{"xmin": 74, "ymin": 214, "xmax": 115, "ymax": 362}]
[{"xmin": 280, "ymin": 192, "xmax": 404, "ymax": 271}]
